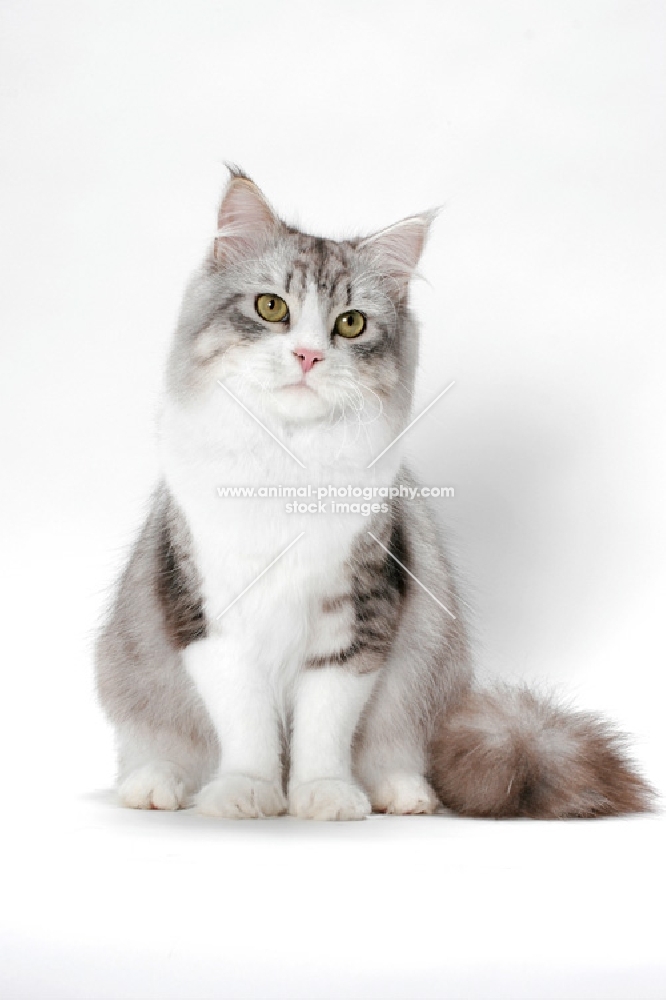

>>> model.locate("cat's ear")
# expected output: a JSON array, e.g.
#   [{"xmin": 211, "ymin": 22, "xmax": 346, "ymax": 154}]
[
  {"xmin": 358, "ymin": 210, "xmax": 437, "ymax": 287},
  {"xmin": 213, "ymin": 169, "xmax": 281, "ymax": 264}
]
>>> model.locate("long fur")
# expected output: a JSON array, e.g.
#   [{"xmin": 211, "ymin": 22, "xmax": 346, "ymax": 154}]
[
  {"xmin": 96, "ymin": 171, "xmax": 656, "ymax": 821},
  {"xmin": 430, "ymin": 685, "xmax": 655, "ymax": 818}
]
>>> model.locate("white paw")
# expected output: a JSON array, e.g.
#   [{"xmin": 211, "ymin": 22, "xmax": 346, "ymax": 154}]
[
  {"xmin": 118, "ymin": 761, "xmax": 189, "ymax": 811},
  {"xmin": 289, "ymin": 778, "xmax": 371, "ymax": 821},
  {"xmin": 371, "ymin": 773, "xmax": 439, "ymax": 815},
  {"xmin": 195, "ymin": 775, "xmax": 287, "ymax": 819}
]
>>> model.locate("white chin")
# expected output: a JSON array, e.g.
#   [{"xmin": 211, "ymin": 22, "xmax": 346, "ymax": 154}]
[{"xmin": 269, "ymin": 386, "xmax": 330, "ymax": 421}]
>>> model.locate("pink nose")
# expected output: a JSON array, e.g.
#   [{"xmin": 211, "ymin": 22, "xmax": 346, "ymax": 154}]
[{"xmin": 293, "ymin": 347, "xmax": 325, "ymax": 374}]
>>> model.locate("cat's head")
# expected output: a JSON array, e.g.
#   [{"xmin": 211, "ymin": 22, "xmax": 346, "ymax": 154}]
[{"xmin": 168, "ymin": 168, "xmax": 434, "ymax": 428}]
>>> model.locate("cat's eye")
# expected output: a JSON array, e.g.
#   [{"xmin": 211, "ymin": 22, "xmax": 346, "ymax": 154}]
[
  {"xmin": 256, "ymin": 294, "xmax": 289, "ymax": 323},
  {"xmin": 334, "ymin": 310, "xmax": 366, "ymax": 339}
]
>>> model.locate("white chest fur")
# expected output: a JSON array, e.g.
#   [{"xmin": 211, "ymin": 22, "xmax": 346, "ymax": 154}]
[{"xmin": 159, "ymin": 387, "xmax": 402, "ymax": 664}]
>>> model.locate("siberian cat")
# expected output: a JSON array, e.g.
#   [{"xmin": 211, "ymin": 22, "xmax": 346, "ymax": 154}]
[{"xmin": 95, "ymin": 169, "xmax": 653, "ymax": 820}]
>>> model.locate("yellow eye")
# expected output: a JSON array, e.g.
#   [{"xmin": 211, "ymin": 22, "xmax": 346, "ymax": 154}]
[
  {"xmin": 335, "ymin": 310, "xmax": 366, "ymax": 339},
  {"xmin": 256, "ymin": 294, "xmax": 289, "ymax": 323}
]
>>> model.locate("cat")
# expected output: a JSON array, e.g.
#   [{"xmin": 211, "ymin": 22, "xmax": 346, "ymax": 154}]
[{"xmin": 95, "ymin": 168, "xmax": 654, "ymax": 820}]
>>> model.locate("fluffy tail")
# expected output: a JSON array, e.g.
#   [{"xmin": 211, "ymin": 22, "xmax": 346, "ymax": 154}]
[{"xmin": 430, "ymin": 685, "xmax": 656, "ymax": 818}]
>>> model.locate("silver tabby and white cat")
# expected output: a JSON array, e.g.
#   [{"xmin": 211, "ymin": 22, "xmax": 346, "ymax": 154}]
[{"xmin": 96, "ymin": 169, "xmax": 653, "ymax": 820}]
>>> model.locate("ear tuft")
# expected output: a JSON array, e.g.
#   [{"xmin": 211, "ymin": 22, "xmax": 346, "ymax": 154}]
[
  {"xmin": 213, "ymin": 169, "xmax": 280, "ymax": 264},
  {"xmin": 358, "ymin": 209, "xmax": 438, "ymax": 284}
]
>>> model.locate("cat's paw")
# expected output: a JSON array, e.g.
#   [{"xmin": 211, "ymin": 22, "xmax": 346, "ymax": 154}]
[
  {"xmin": 118, "ymin": 761, "xmax": 189, "ymax": 811},
  {"xmin": 289, "ymin": 778, "xmax": 371, "ymax": 821},
  {"xmin": 370, "ymin": 773, "xmax": 439, "ymax": 815},
  {"xmin": 195, "ymin": 775, "xmax": 287, "ymax": 819}
]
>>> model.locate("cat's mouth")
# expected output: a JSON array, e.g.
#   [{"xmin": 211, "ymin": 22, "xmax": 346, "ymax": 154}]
[
  {"xmin": 281, "ymin": 379, "xmax": 317, "ymax": 393},
  {"xmin": 265, "ymin": 376, "xmax": 330, "ymax": 422}
]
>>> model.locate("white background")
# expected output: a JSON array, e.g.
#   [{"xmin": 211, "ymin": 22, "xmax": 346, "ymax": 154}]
[{"xmin": 1, "ymin": 2, "xmax": 665, "ymax": 998}]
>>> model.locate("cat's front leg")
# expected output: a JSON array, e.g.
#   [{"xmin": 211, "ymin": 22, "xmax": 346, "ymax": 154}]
[
  {"xmin": 288, "ymin": 667, "xmax": 377, "ymax": 821},
  {"xmin": 182, "ymin": 635, "xmax": 286, "ymax": 819}
]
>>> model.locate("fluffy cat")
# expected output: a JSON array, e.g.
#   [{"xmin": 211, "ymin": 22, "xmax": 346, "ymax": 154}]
[{"xmin": 95, "ymin": 169, "xmax": 654, "ymax": 820}]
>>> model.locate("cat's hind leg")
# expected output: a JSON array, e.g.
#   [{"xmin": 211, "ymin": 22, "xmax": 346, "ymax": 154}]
[
  {"xmin": 368, "ymin": 772, "xmax": 439, "ymax": 815},
  {"xmin": 119, "ymin": 762, "xmax": 190, "ymax": 811},
  {"xmin": 355, "ymin": 680, "xmax": 439, "ymax": 816},
  {"xmin": 117, "ymin": 724, "xmax": 214, "ymax": 811},
  {"xmin": 357, "ymin": 735, "xmax": 439, "ymax": 815}
]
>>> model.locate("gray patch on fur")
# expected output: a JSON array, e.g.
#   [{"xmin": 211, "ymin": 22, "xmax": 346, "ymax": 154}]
[
  {"xmin": 306, "ymin": 498, "xmax": 409, "ymax": 674},
  {"xmin": 95, "ymin": 485, "xmax": 218, "ymax": 785},
  {"xmin": 155, "ymin": 491, "xmax": 207, "ymax": 649}
]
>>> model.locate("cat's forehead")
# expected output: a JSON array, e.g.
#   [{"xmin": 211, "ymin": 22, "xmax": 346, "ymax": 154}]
[{"xmin": 280, "ymin": 230, "xmax": 358, "ymax": 300}]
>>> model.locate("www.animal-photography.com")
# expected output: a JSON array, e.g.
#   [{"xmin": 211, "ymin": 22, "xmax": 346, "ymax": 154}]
[{"xmin": 1, "ymin": 2, "xmax": 664, "ymax": 999}]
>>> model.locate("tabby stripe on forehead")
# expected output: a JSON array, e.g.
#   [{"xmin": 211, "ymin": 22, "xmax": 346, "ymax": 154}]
[
  {"xmin": 327, "ymin": 267, "xmax": 348, "ymax": 303},
  {"xmin": 291, "ymin": 258, "xmax": 309, "ymax": 294},
  {"xmin": 313, "ymin": 236, "xmax": 326, "ymax": 290}
]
